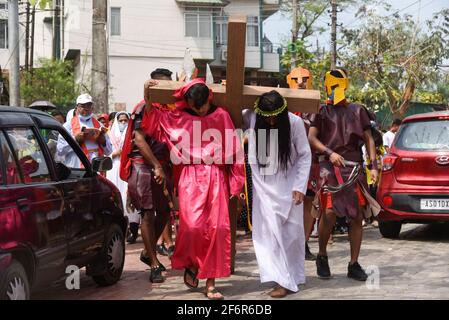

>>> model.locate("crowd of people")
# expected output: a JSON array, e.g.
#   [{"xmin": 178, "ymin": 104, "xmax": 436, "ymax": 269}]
[{"xmin": 43, "ymin": 65, "xmax": 403, "ymax": 300}]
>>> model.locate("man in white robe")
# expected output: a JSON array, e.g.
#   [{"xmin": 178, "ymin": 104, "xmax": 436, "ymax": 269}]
[
  {"xmin": 243, "ymin": 91, "xmax": 311, "ymax": 298},
  {"xmin": 57, "ymin": 94, "xmax": 112, "ymax": 168}
]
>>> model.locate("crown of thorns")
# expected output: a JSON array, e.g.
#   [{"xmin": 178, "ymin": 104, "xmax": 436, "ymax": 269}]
[{"xmin": 254, "ymin": 97, "xmax": 288, "ymax": 117}]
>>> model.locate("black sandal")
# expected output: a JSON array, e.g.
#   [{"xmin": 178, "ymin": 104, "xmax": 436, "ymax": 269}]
[{"xmin": 184, "ymin": 268, "xmax": 199, "ymax": 289}]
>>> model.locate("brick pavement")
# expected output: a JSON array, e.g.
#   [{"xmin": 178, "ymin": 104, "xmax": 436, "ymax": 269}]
[{"xmin": 32, "ymin": 223, "xmax": 449, "ymax": 300}]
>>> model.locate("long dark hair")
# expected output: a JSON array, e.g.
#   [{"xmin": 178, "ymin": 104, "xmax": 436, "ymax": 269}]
[{"xmin": 255, "ymin": 90, "xmax": 291, "ymax": 173}]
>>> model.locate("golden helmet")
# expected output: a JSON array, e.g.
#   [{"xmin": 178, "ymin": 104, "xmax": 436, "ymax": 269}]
[
  {"xmin": 287, "ymin": 67, "xmax": 313, "ymax": 90},
  {"xmin": 324, "ymin": 69, "xmax": 349, "ymax": 105}
]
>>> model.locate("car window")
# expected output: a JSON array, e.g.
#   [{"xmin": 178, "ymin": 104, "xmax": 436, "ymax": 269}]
[
  {"xmin": 40, "ymin": 128, "xmax": 88, "ymax": 178},
  {"xmin": 0, "ymin": 133, "xmax": 21, "ymax": 185},
  {"xmin": 40, "ymin": 128, "xmax": 65, "ymax": 163},
  {"xmin": 395, "ymin": 120, "xmax": 449, "ymax": 151},
  {"xmin": 4, "ymin": 128, "xmax": 52, "ymax": 184}
]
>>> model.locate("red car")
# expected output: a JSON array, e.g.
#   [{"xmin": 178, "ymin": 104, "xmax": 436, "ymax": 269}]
[
  {"xmin": 377, "ymin": 111, "xmax": 449, "ymax": 238},
  {"xmin": 0, "ymin": 107, "xmax": 127, "ymax": 300}
]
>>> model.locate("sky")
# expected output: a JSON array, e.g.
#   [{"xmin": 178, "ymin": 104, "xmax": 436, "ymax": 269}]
[{"xmin": 263, "ymin": 0, "xmax": 449, "ymax": 51}]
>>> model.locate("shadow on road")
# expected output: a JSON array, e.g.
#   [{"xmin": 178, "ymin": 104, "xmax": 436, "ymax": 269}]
[{"xmin": 399, "ymin": 223, "xmax": 449, "ymax": 243}]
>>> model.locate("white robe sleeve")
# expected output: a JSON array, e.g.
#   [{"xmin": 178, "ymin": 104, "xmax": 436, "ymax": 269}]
[
  {"xmin": 57, "ymin": 122, "xmax": 75, "ymax": 158},
  {"xmin": 102, "ymin": 133, "xmax": 113, "ymax": 156},
  {"xmin": 291, "ymin": 116, "xmax": 312, "ymax": 194}
]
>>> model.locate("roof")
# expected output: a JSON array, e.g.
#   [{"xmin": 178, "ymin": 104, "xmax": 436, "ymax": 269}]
[
  {"xmin": 403, "ymin": 110, "xmax": 449, "ymax": 123},
  {"xmin": 175, "ymin": 0, "xmax": 229, "ymax": 5},
  {"xmin": 0, "ymin": 106, "xmax": 53, "ymax": 118}
]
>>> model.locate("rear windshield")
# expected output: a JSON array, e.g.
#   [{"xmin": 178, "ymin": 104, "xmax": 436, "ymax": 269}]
[{"xmin": 395, "ymin": 119, "xmax": 449, "ymax": 151}]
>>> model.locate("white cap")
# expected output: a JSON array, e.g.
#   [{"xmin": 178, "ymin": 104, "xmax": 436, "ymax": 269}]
[{"xmin": 76, "ymin": 93, "xmax": 93, "ymax": 105}]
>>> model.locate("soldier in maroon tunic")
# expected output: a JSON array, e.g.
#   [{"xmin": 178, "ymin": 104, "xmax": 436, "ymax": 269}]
[{"xmin": 308, "ymin": 69, "xmax": 379, "ymax": 281}]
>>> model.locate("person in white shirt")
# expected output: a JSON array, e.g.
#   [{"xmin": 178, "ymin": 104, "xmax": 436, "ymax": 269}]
[
  {"xmin": 383, "ymin": 119, "xmax": 402, "ymax": 153},
  {"xmin": 57, "ymin": 94, "xmax": 112, "ymax": 168}
]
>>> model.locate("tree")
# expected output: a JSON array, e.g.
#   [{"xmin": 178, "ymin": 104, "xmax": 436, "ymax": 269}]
[
  {"xmin": 21, "ymin": 58, "xmax": 80, "ymax": 112},
  {"xmin": 29, "ymin": 0, "xmax": 52, "ymax": 9},
  {"xmin": 280, "ymin": 0, "xmax": 356, "ymax": 66},
  {"xmin": 341, "ymin": 2, "xmax": 449, "ymax": 117},
  {"xmin": 279, "ymin": 0, "xmax": 356, "ymax": 91}
]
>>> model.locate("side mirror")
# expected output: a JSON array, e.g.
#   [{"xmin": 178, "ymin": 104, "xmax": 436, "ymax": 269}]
[
  {"xmin": 92, "ymin": 156, "xmax": 113, "ymax": 172},
  {"xmin": 55, "ymin": 162, "xmax": 71, "ymax": 180}
]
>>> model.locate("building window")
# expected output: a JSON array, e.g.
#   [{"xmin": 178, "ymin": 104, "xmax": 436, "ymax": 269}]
[
  {"xmin": 0, "ymin": 2, "xmax": 8, "ymax": 10},
  {"xmin": 247, "ymin": 16, "xmax": 259, "ymax": 47},
  {"xmin": 185, "ymin": 8, "xmax": 212, "ymax": 38},
  {"xmin": 0, "ymin": 19, "xmax": 7, "ymax": 49},
  {"xmin": 215, "ymin": 16, "xmax": 228, "ymax": 45},
  {"xmin": 110, "ymin": 7, "xmax": 121, "ymax": 36}
]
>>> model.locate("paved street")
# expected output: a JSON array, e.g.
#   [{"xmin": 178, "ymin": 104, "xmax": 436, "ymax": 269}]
[{"xmin": 32, "ymin": 223, "xmax": 449, "ymax": 300}]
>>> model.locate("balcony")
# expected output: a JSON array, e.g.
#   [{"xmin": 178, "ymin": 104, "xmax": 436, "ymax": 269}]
[{"xmin": 261, "ymin": 0, "xmax": 280, "ymax": 17}]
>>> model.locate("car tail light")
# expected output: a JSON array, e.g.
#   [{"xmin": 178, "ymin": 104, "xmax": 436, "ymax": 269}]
[
  {"xmin": 383, "ymin": 195, "xmax": 393, "ymax": 207},
  {"xmin": 382, "ymin": 155, "xmax": 398, "ymax": 172}
]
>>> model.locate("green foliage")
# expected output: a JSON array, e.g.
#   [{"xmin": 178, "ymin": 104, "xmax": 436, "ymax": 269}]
[
  {"xmin": 21, "ymin": 58, "xmax": 80, "ymax": 112},
  {"xmin": 340, "ymin": 1, "xmax": 449, "ymax": 115},
  {"xmin": 29, "ymin": 0, "xmax": 53, "ymax": 10},
  {"xmin": 414, "ymin": 91, "xmax": 444, "ymax": 104}
]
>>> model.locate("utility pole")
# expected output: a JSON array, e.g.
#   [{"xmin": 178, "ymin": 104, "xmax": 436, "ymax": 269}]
[
  {"xmin": 290, "ymin": 0, "xmax": 298, "ymax": 70},
  {"xmin": 25, "ymin": 2, "xmax": 30, "ymax": 72},
  {"xmin": 8, "ymin": 0, "xmax": 20, "ymax": 106},
  {"xmin": 30, "ymin": 5, "xmax": 35, "ymax": 72},
  {"xmin": 53, "ymin": 0, "xmax": 61, "ymax": 60},
  {"xmin": 330, "ymin": 0, "xmax": 338, "ymax": 69},
  {"xmin": 92, "ymin": 0, "xmax": 109, "ymax": 114}
]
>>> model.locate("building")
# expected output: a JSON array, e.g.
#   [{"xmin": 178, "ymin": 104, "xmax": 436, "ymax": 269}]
[{"xmin": 4, "ymin": 0, "xmax": 280, "ymax": 111}]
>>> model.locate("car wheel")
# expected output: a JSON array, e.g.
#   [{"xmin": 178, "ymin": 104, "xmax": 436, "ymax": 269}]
[
  {"xmin": 379, "ymin": 220, "xmax": 402, "ymax": 239},
  {"xmin": 91, "ymin": 224, "xmax": 125, "ymax": 287},
  {"xmin": 0, "ymin": 260, "xmax": 30, "ymax": 300}
]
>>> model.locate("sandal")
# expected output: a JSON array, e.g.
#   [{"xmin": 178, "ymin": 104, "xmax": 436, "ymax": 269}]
[
  {"xmin": 204, "ymin": 287, "xmax": 224, "ymax": 300},
  {"xmin": 184, "ymin": 268, "xmax": 199, "ymax": 289}
]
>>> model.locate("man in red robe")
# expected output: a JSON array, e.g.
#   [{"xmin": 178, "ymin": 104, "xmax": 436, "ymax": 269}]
[{"xmin": 130, "ymin": 78, "xmax": 245, "ymax": 300}]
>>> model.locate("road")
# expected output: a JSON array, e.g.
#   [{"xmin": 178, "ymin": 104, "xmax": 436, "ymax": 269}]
[{"xmin": 32, "ymin": 223, "xmax": 449, "ymax": 300}]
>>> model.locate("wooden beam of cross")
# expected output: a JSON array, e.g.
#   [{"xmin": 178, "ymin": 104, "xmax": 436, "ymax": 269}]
[
  {"xmin": 148, "ymin": 16, "xmax": 320, "ymax": 119},
  {"xmin": 148, "ymin": 15, "xmax": 321, "ymax": 273}
]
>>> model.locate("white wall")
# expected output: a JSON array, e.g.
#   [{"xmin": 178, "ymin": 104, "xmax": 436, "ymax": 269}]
[
  {"xmin": 33, "ymin": 10, "xmax": 53, "ymax": 64},
  {"xmin": 0, "ymin": 3, "xmax": 25, "ymax": 72},
  {"xmin": 108, "ymin": 0, "xmax": 213, "ymax": 60},
  {"xmin": 108, "ymin": 56, "xmax": 183, "ymax": 111}
]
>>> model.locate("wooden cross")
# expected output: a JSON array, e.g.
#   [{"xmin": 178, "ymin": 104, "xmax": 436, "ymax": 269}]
[{"xmin": 148, "ymin": 15, "xmax": 321, "ymax": 273}]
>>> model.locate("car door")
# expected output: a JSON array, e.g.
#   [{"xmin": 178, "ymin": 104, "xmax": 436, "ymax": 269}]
[
  {"xmin": 39, "ymin": 125, "xmax": 104, "ymax": 262},
  {"xmin": 1, "ymin": 127, "xmax": 67, "ymax": 287}
]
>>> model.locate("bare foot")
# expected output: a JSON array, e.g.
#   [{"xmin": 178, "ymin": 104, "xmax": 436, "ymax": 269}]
[
  {"xmin": 269, "ymin": 286, "xmax": 289, "ymax": 298},
  {"xmin": 205, "ymin": 287, "xmax": 224, "ymax": 300}
]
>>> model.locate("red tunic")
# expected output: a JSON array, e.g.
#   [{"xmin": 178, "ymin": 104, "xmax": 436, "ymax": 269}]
[{"xmin": 127, "ymin": 103, "xmax": 245, "ymax": 279}]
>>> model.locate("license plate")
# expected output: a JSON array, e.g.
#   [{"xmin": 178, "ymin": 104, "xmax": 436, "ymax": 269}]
[{"xmin": 420, "ymin": 199, "xmax": 449, "ymax": 210}]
